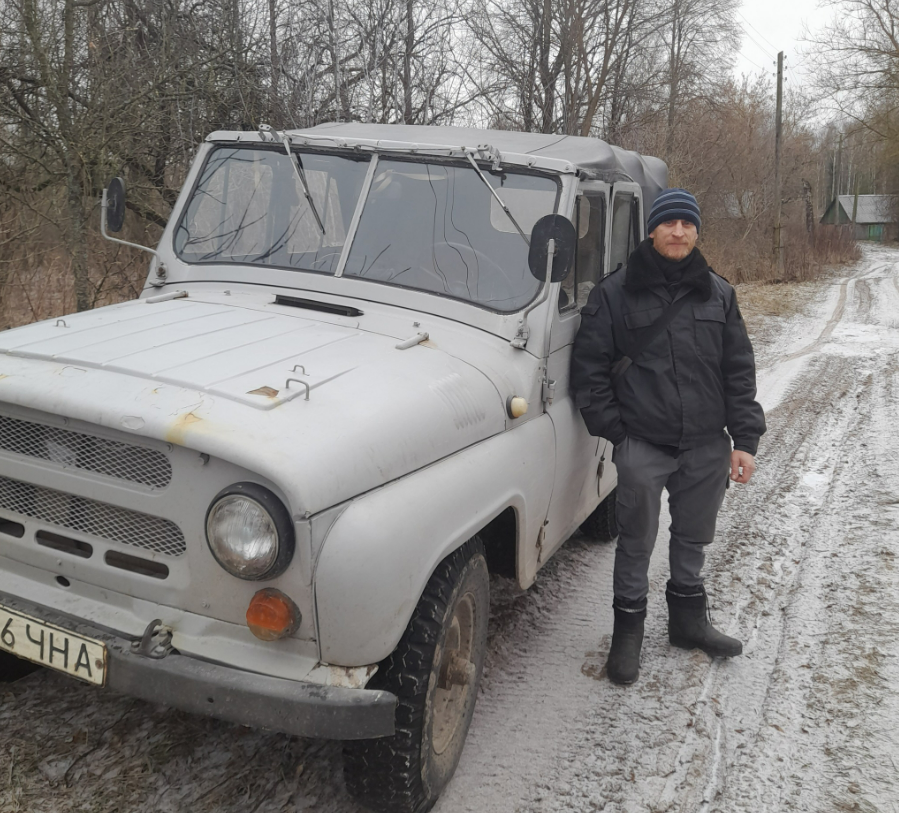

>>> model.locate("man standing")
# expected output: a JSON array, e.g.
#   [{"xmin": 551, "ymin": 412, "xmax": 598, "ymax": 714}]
[{"xmin": 571, "ymin": 188, "xmax": 765, "ymax": 685}]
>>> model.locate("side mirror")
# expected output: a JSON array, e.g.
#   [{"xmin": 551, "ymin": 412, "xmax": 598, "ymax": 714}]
[
  {"xmin": 528, "ymin": 214, "xmax": 576, "ymax": 283},
  {"xmin": 106, "ymin": 177, "xmax": 126, "ymax": 233},
  {"xmin": 99, "ymin": 176, "xmax": 160, "ymax": 269}
]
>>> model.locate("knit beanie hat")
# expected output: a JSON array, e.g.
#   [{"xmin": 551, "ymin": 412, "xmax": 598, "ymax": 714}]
[{"xmin": 647, "ymin": 188, "xmax": 701, "ymax": 234}]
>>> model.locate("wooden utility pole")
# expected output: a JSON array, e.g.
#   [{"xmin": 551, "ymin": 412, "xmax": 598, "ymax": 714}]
[{"xmin": 773, "ymin": 51, "xmax": 785, "ymax": 278}]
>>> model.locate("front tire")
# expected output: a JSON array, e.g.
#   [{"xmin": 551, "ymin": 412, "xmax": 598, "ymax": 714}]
[
  {"xmin": 344, "ymin": 537, "xmax": 489, "ymax": 813},
  {"xmin": 580, "ymin": 487, "xmax": 619, "ymax": 542}
]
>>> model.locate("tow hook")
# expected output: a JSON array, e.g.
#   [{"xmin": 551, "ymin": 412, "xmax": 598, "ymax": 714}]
[{"xmin": 132, "ymin": 619, "xmax": 174, "ymax": 659}]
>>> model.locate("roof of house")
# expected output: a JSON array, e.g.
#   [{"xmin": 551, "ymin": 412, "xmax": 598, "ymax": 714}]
[{"xmin": 833, "ymin": 194, "xmax": 897, "ymax": 224}]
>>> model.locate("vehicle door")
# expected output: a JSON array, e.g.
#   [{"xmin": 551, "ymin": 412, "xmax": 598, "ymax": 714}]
[
  {"xmin": 607, "ymin": 181, "xmax": 644, "ymax": 275},
  {"xmin": 536, "ymin": 181, "xmax": 615, "ymax": 566}
]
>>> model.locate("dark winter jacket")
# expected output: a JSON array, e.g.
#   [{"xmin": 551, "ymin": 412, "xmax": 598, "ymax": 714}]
[{"xmin": 570, "ymin": 239, "xmax": 766, "ymax": 455}]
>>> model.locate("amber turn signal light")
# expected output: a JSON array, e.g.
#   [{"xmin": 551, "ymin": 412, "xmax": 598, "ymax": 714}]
[{"xmin": 246, "ymin": 588, "xmax": 301, "ymax": 641}]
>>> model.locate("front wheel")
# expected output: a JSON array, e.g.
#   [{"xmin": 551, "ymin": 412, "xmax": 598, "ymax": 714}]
[
  {"xmin": 343, "ymin": 537, "xmax": 489, "ymax": 813},
  {"xmin": 580, "ymin": 487, "xmax": 619, "ymax": 542}
]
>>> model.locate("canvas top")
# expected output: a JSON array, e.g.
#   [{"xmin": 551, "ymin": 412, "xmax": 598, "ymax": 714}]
[
  {"xmin": 298, "ymin": 123, "xmax": 668, "ymax": 209},
  {"xmin": 207, "ymin": 122, "xmax": 669, "ymax": 216}
]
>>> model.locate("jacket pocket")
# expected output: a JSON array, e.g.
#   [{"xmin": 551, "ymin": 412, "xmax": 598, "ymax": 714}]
[
  {"xmin": 623, "ymin": 306, "xmax": 667, "ymax": 358},
  {"xmin": 693, "ymin": 302, "xmax": 726, "ymax": 358},
  {"xmin": 693, "ymin": 303, "xmax": 726, "ymax": 322},
  {"xmin": 624, "ymin": 306, "xmax": 664, "ymax": 329}
]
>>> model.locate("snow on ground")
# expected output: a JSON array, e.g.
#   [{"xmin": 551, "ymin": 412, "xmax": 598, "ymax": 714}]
[{"xmin": 2, "ymin": 247, "xmax": 899, "ymax": 813}]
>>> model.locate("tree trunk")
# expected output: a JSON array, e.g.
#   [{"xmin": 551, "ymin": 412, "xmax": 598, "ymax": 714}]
[
  {"xmin": 522, "ymin": 1, "xmax": 539, "ymax": 132},
  {"xmin": 327, "ymin": 0, "xmax": 345, "ymax": 120},
  {"xmin": 403, "ymin": 0, "xmax": 414, "ymax": 123},
  {"xmin": 539, "ymin": 0, "xmax": 554, "ymax": 133},
  {"xmin": 66, "ymin": 162, "xmax": 91, "ymax": 312},
  {"xmin": 665, "ymin": 0, "xmax": 680, "ymax": 161},
  {"xmin": 802, "ymin": 179, "xmax": 816, "ymax": 244},
  {"xmin": 269, "ymin": 0, "xmax": 280, "ymax": 117},
  {"xmin": 24, "ymin": 0, "xmax": 92, "ymax": 311}
]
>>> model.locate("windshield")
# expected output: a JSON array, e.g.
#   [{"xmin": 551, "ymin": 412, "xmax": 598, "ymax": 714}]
[
  {"xmin": 174, "ymin": 147, "xmax": 560, "ymax": 312},
  {"xmin": 343, "ymin": 160, "xmax": 559, "ymax": 311},
  {"xmin": 174, "ymin": 147, "xmax": 370, "ymax": 273}
]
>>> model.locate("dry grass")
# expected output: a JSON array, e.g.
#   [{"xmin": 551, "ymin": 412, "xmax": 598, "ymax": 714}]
[
  {"xmin": 0, "ymin": 205, "xmax": 155, "ymax": 331},
  {"xmin": 731, "ymin": 271, "xmax": 843, "ymax": 367},
  {"xmin": 735, "ymin": 279, "xmax": 824, "ymax": 322},
  {"xmin": 702, "ymin": 202, "xmax": 861, "ymax": 286}
]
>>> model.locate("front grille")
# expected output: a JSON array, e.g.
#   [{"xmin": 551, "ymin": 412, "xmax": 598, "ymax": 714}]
[
  {"xmin": 0, "ymin": 413, "xmax": 172, "ymax": 489},
  {"xmin": 0, "ymin": 475, "xmax": 185, "ymax": 557}
]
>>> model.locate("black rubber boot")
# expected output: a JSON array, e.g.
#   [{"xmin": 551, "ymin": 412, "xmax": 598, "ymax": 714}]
[
  {"xmin": 666, "ymin": 581, "xmax": 742, "ymax": 657},
  {"xmin": 606, "ymin": 597, "xmax": 647, "ymax": 685}
]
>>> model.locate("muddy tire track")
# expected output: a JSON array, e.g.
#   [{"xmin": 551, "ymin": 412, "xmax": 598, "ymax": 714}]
[
  {"xmin": 654, "ymin": 257, "xmax": 899, "ymax": 812},
  {"xmin": 502, "ymin": 252, "xmax": 899, "ymax": 813},
  {"xmin": 3, "ymin": 251, "xmax": 899, "ymax": 813},
  {"xmin": 775, "ymin": 277, "xmax": 848, "ymax": 365},
  {"xmin": 853, "ymin": 278, "xmax": 873, "ymax": 321}
]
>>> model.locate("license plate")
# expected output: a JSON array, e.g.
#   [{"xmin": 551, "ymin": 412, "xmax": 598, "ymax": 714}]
[{"xmin": 0, "ymin": 604, "xmax": 107, "ymax": 686}]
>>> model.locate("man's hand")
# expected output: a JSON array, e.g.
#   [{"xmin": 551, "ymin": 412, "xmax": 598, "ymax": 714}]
[{"xmin": 730, "ymin": 450, "xmax": 755, "ymax": 484}]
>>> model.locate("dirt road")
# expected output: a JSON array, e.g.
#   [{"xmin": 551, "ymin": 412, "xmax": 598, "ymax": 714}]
[{"xmin": 3, "ymin": 248, "xmax": 898, "ymax": 813}]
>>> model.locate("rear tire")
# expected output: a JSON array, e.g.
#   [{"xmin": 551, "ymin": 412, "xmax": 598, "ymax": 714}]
[
  {"xmin": 343, "ymin": 537, "xmax": 489, "ymax": 813},
  {"xmin": 580, "ymin": 488, "xmax": 619, "ymax": 542}
]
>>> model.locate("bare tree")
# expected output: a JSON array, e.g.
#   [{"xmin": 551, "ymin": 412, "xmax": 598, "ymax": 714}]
[
  {"xmin": 661, "ymin": 0, "xmax": 740, "ymax": 159},
  {"xmin": 466, "ymin": 0, "xmax": 656, "ymax": 135},
  {"xmin": 0, "ymin": 0, "xmax": 848, "ymax": 329},
  {"xmin": 806, "ymin": 0, "xmax": 899, "ymax": 196}
]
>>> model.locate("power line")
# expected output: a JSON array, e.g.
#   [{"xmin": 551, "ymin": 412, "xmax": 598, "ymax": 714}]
[
  {"xmin": 737, "ymin": 52, "xmax": 769, "ymax": 73},
  {"xmin": 738, "ymin": 22, "xmax": 777, "ymax": 62},
  {"xmin": 737, "ymin": 10, "xmax": 779, "ymax": 54}
]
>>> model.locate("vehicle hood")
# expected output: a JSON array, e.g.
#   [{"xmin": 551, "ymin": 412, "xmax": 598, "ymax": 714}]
[{"xmin": 0, "ymin": 297, "xmax": 506, "ymax": 514}]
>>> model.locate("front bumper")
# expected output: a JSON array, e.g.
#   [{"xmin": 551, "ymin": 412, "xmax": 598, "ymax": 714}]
[{"xmin": 0, "ymin": 591, "xmax": 397, "ymax": 740}]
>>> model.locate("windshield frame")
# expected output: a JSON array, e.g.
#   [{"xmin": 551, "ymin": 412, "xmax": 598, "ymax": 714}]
[
  {"xmin": 338, "ymin": 154, "xmax": 562, "ymax": 314},
  {"xmin": 172, "ymin": 143, "xmax": 375, "ymax": 276},
  {"xmin": 173, "ymin": 143, "xmax": 562, "ymax": 315}
]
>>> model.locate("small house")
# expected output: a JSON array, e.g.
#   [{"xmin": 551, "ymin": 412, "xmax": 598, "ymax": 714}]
[{"xmin": 820, "ymin": 194, "xmax": 898, "ymax": 241}]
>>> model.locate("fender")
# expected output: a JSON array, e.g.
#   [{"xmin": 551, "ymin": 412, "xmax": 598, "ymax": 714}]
[{"xmin": 314, "ymin": 416, "xmax": 555, "ymax": 666}]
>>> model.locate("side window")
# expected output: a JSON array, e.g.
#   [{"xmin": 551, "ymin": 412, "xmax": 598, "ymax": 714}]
[
  {"xmin": 560, "ymin": 192, "xmax": 605, "ymax": 311},
  {"xmin": 608, "ymin": 191, "xmax": 636, "ymax": 276},
  {"xmin": 630, "ymin": 195, "xmax": 642, "ymax": 249},
  {"xmin": 628, "ymin": 198, "xmax": 643, "ymax": 247}
]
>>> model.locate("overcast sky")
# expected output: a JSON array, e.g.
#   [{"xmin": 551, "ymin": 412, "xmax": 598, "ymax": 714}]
[{"xmin": 732, "ymin": 0, "xmax": 834, "ymax": 84}]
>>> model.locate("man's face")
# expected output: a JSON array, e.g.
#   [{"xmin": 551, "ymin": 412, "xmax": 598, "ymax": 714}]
[{"xmin": 650, "ymin": 219, "xmax": 698, "ymax": 261}]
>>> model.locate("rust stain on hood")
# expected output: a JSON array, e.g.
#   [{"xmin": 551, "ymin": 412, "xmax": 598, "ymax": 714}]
[{"xmin": 165, "ymin": 411, "xmax": 204, "ymax": 445}]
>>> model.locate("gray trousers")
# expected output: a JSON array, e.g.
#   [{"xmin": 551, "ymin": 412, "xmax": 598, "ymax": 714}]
[{"xmin": 612, "ymin": 433, "xmax": 732, "ymax": 602}]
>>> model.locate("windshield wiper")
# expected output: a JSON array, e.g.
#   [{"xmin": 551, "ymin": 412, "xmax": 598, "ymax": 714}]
[
  {"xmin": 464, "ymin": 152, "xmax": 530, "ymax": 246},
  {"xmin": 282, "ymin": 134, "xmax": 326, "ymax": 235}
]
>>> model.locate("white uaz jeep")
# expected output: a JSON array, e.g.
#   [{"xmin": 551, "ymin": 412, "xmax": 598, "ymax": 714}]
[{"xmin": 0, "ymin": 124, "xmax": 665, "ymax": 812}]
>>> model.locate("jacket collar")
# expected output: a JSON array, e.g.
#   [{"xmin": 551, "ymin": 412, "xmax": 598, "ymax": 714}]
[{"xmin": 624, "ymin": 239, "xmax": 712, "ymax": 301}]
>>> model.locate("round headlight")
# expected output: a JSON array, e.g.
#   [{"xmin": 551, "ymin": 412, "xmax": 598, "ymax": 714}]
[{"xmin": 205, "ymin": 483, "xmax": 294, "ymax": 580}]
